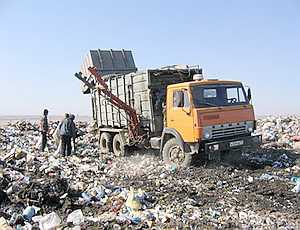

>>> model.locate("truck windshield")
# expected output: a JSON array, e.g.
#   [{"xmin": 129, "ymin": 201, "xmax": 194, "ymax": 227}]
[{"xmin": 191, "ymin": 84, "xmax": 249, "ymax": 108}]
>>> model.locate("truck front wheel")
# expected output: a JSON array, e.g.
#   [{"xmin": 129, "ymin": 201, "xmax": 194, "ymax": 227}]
[
  {"xmin": 112, "ymin": 134, "xmax": 125, "ymax": 157},
  {"xmin": 162, "ymin": 138, "xmax": 192, "ymax": 167}
]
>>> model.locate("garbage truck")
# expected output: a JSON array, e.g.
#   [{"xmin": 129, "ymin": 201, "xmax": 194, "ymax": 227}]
[{"xmin": 75, "ymin": 49, "xmax": 261, "ymax": 167}]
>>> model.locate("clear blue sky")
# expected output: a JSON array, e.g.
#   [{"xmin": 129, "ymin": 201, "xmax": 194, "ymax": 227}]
[{"xmin": 0, "ymin": 0, "xmax": 299, "ymax": 116}]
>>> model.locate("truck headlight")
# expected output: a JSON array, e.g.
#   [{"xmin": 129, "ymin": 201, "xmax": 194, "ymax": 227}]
[
  {"xmin": 246, "ymin": 121, "xmax": 254, "ymax": 133},
  {"xmin": 203, "ymin": 130, "xmax": 211, "ymax": 139}
]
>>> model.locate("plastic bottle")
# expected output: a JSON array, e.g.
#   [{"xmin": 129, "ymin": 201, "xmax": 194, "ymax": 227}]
[{"xmin": 22, "ymin": 206, "xmax": 36, "ymax": 221}]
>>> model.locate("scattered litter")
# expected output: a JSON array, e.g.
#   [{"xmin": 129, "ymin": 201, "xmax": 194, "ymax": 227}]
[
  {"xmin": 257, "ymin": 116, "xmax": 300, "ymax": 148},
  {"xmin": 67, "ymin": 209, "xmax": 84, "ymax": 225},
  {"xmin": 292, "ymin": 181, "xmax": 300, "ymax": 193},
  {"xmin": 22, "ymin": 206, "xmax": 36, "ymax": 221},
  {"xmin": 259, "ymin": 173, "xmax": 279, "ymax": 180},
  {"xmin": 0, "ymin": 217, "xmax": 13, "ymax": 230},
  {"xmin": 0, "ymin": 118, "xmax": 298, "ymax": 228},
  {"xmin": 248, "ymin": 176, "xmax": 254, "ymax": 183},
  {"xmin": 33, "ymin": 212, "xmax": 61, "ymax": 230},
  {"xmin": 291, "ymin": 176, "xmax": 300, "ymax": 184}
]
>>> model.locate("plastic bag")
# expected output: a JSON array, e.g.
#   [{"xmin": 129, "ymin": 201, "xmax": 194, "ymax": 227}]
[
  {"xmin": 67, "ymin": 209, "xmax": 84, "ymax": 225},
  {"xmin": 125, "ymin": 188, "xmax": 142, "ymax": 211},
  {"xmin": 0, "ymin": 217, "xmax": 13, "ymax": 230},
  {"xmin": 35, "ymin": 136, "xmax": 43, "ymax": 149},
  {"xmin": 292, "ymin": 181, "xmax": 300, "ymax": 193},
  {"xmin": 52, "ymin": 124, "xmax": 61, "ymax": 147},
  {"xmin": 33, "ymin": 212, "xmax": 61, "ymax": 230}
]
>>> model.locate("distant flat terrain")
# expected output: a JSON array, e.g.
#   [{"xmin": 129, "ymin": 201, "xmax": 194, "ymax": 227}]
[{"xmin": 0, "ymin": 115, "xmax": 91, "ymax": 127}]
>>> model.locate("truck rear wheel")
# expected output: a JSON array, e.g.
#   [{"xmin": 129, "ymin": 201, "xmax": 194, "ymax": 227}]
[
  {"xmin": 112, "ymin": 134, "xmax": 125, "ymax": 157},
  {"xmin": 162, "ymin": 138, "xmax": 192, "ymax": 167},
  {"xmin": 99, "ymin": 132, "xmax": 112, "ymax": 154}
]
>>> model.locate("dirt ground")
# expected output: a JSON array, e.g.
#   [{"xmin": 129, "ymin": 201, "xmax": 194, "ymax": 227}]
[{"xmin": 93, "ymin": 148, "xmax": 300, "ymax": 229}]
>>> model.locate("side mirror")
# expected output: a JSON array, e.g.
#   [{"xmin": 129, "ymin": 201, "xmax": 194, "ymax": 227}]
[{"xmin": 247, "ymin": 88, "xmax": 252, "ymax": 101}]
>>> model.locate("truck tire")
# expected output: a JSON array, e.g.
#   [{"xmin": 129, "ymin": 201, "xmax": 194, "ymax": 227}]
[
  {"xmin": 112, "ymin": 134, "xmax": 125, "ymax": 157},
  {"xmin": 162, "ymin": 138, "xmax": 192, "ymax": 167},
  {"xmin": 99, "ymin": 132, "xmax": 112, "ymax": 154}
]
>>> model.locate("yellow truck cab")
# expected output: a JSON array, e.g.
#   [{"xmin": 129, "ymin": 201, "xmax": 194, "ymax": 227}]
[{"xmin": 161, "ymin": 76, "xmax": 261, "ymax": 166}]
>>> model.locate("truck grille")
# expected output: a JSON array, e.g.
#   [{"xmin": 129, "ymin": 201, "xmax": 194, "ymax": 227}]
[{"xmin": 211, "ymin": 123, "xmax": 247, "ymax": 139}]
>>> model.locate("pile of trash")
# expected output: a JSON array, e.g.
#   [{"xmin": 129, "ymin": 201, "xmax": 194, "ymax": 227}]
[
  {"xmin": 256, "ymin": 115, "xmax": 300, "ymax": 148},
  {"xmin": 0, "ymin": 117, "xmax": 299, "ymax": 229}
]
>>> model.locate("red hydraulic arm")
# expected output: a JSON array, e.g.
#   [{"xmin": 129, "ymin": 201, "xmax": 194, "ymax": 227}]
[{"xmin": 88, "ymin": 67, "xmax": 140, "ymax": 140}]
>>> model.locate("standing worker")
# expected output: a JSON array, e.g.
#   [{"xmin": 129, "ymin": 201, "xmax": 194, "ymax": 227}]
[
  {"xmin": 59, "ymin": 113, "xmax": 76, "ymax": 156},
  {"xmin": 69, "ymin": 114, "xmax": 77, "ymax": 154},
  {"xmin": 40, "ymin": 109, "xmax": 49, "ymax": 152}
]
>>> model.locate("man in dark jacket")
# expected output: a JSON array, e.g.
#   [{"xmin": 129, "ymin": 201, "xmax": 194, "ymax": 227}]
[
  {"xmin": 40, "ymin": 109, "xmax": 49, "ymax": 152},
  {"xmin": 69, "ymin": 114, "xmax": 77, "ymax": 153},
  {"xmin": 59, "ymin": 113, "xmax": 76, "ymax": 156}
]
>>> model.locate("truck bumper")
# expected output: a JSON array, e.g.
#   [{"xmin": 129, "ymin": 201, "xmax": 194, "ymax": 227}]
[{"xmin": 204, "ymin": 135, "xmax": 262, "ymax": 161}]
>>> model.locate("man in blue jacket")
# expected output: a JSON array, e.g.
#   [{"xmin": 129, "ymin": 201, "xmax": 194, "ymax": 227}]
[{"xmin": 59, "ymin": 113, "xmax": 76, "ymax": 156}]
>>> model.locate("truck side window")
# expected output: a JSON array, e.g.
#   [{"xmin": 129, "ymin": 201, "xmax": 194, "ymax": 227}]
[
  {"xmin": 183, "ymin": 90, "xmax": 190, "ymax": 108},
  {"xmin": 226, "ymin": 87, "xmax": 246, "ymax": 103},
  {"xmin": 173, "ymin": 91, "xmax": 183, "ymax": 107},
  {"xmin": 173, "ymin": 90, "xmax": 190, "ymax": 108}
]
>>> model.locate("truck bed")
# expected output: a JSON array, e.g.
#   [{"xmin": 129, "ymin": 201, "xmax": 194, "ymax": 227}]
[{"xmin": 91, "ymin": 68, "xmax": 199, "ymax": 135}]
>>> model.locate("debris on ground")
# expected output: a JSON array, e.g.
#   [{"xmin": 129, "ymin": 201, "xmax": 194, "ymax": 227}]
[
  {"xmin": 257, "ymin": 115, "xmax": 300, "ymax": 148},
  {"xmin": 0, "ymin": 117, "xmax": 299, "ymax": 229}
]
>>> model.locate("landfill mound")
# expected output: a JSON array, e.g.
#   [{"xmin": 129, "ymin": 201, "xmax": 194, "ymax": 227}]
[{"xmin": 0, "ymin": 117, "xmax": 299, "ymax": 229}]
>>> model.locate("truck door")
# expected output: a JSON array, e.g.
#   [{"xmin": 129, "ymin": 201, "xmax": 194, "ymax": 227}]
[{"xmin": 167, "ymin": 88, "xmax": 195, "ymax": 142}]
